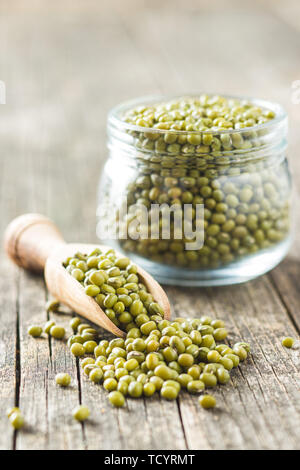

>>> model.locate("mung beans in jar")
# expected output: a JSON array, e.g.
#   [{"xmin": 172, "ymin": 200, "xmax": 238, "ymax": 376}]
[{"xmin": 98, "ymin": 95, "xmax": 291, "ymax": 286}]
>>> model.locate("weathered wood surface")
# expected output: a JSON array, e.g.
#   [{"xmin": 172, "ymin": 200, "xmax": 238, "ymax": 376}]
[{"xmin": 0, "ymin": 0, "xmax": 300, "ymax": 450}]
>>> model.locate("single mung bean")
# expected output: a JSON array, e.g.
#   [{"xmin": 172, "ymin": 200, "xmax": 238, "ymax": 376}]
[
  {"xmin": 177, "ymin": 373, "xmax": 193, "ymax": 388},
  {"xmin": 118, "ymin": 381, "xmax": 129, "ymax": 395},
  {"xmin": 187, "ymin": 380, "xmax": 205, "ymax": 394},
  {"xmin": 89, "ymin": 368, "xmax": 104, "ymax": 383},
  {"xmin": 233, "ymin": 346, "xmax": 248, "ymax": 361},
  {"xmin": 85, "ymin": 285, "xmax": 101, "ymax": 297},
  {"xmin": 109, "ymin": 391, "xmax": 125, "ymax": 407},
  {"xmin": 143, "ymin": 382, "xmax": 156, "ymax": 397},
  {"xmin": 154, "ymin": 364, "xmax": 173, "ymax": 380},
  {"xmin": 282, "ymin": 337, "xmax": 294, "ymax": 348},
  {"xmin": 70, "ymin": 343, "xmax": 86, "ymax": 357},
  {"xmin": 187, "ymin": 365, "xmax": 201, "ymax": 380},
  {"xmin": 55, "ymin": 373, "xmax": 71, "ymax": 387},
  {"xmin": 213, "ymin": 328, "xmax": 228, "ymax": 341},
  {"xmin": 50, "ymin": 325, "xmax": 65, "ymax": 340},
  {"xmin": 199, "ymin": 394, "xmax": 216, "ymax": 409},
  {"xmin": 207, "ymin": 350, "xmax": 221, "ymax": 363},
  {"xmin": 128, "ymin": 381, "xmax": 143, "ymax": 398},
  {"xmin": 9, "ymin": 412, "xmax": 25, "ymax": 429},
  {"xmin": 178, "ymin": 353, "xmax": 194, "ymax": 368},
  {"xmin": 216, "ymin": 368, "xmax": 230, "ymax": 384},
  {"xmin": 219, "ymin": 357, "xmax": 234, "ymax": 370},
  {"xmin": 68, "ymin": 335, "xmax": 84, "ymax": 347},
  {"xmin": 200, "ymin": 372, "xmax": 217, "ymax": 387},
  {"xmin": 73, "ymin": 405, "xmax": 90, "ymax": 422},
  {"xmin": 160, "ymin": 386, "xmax": 178, "ymax": 400},
  {"xmin": 83, "ymin": 340, "xmax": 98, "ymax": 354},
  {"xmin": 46, "ymin": 300, "xmax": 60, "ymax": 312},
  {"xmin": 28, "ymin": 325, "xmax": 43, "ymax": 338}
]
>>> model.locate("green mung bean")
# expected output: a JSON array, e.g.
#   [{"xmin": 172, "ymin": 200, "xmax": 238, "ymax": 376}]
[
  {"xmin": 46, "ymin": 299, "xmax": 60, "ymax": 312},
  {"xmin": 282, "ymin": 337, "xmax": 294, "ymax": 348},
  {"xmin": 109, "ymin": 391, "xmax": 125, "ymax": 407},
  {"xmin": 73, "ymin": 405, "xmax": 90, "ymax": 422},
  {"xmin": 9, "ymin": 411, "xmax": 25, "ymax": 429},
  {"xmin": 28, "ymin": 325, "xmax": 43, "ymax": 338},
  {"xmin": 199, "ymin": 394, "xmax": 216, "ymax": 409},
  {"xmin": 50, "ymin": 325, "xmax": 65, "ymax": 340},
  {"xmin": 55, "ymin": 373, "xmax": 71, "ymax": 387}
]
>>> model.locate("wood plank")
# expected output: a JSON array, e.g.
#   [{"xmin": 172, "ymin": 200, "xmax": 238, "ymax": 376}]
[
  {"xmin": 46, "ymin": 306, "xmax": 86, "ymax": 450},
  {"xmin": 271, "ymin": 259, "xmax": 300, "ymax": 332},
  {"xmin": 166, "ymin": 277, "xmax": 300, "ymax": 450},
  {"xmin": 15, "ymin": 271, "xmax": 85, "ymax": 450},
  {"xmin": 16, "ymin": 271, "xmax": 50, "ymax": 449},
  {"xmin": 80, "ymin": 341, "xmax": 187, "ymax": 449},
  {"xmin": 0, "ymin": 259, "xmax": 18, "ymax": 450}
]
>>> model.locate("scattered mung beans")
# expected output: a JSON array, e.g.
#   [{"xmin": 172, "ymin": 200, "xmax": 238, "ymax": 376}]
[
  {"xmin": 26, "ymin": 246, "xmax": 296, "ymax": 419},
  {"xmin": 62, "ymin": 247, "xmax": 251, "ymax": 409},
  {"xmin": 70, "ymin": 343, "xmax": 86, "ymax": 357},
  {"xmin": 89, "ymin": 368, "xmax": 104, "ymax": 383}
]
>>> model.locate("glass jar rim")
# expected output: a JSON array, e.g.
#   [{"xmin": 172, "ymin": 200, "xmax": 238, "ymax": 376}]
[{"xmin": 108, "ymin": 93, "xmax": 287, "ymax": 135}]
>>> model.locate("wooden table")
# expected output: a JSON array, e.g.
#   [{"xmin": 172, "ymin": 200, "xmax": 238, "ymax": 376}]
[{"xmin": 1, "ymin": 0, "xmax": 300, "ymax": 450}]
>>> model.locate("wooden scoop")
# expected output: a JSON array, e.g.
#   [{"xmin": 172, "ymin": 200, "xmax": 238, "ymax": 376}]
[{"xmin": 4, "ymin": 214, "xmax": 171, "ymax": 338}]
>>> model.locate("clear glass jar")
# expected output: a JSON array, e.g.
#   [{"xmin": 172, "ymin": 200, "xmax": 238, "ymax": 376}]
[{"xmin": 98, "ymin": 95, "xmax": 291, "ymax": 286}]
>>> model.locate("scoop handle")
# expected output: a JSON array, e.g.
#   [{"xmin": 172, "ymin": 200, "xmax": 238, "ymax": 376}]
[{"xmin": 4, "ymin": 213, "xmax": 65, "ymax": 273}]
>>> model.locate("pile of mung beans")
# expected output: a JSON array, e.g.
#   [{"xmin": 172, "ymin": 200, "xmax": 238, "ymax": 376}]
[
  {"xmin": 105, "ymin": 95, "xmax": 290, "ymax": 270},
  {"xmin": 62, "ymin": 247, "xmax": 251, "ymax": 409},
  {"xmin": 16, "ymin": 246, "xmax": 296, "ymax": 428}
]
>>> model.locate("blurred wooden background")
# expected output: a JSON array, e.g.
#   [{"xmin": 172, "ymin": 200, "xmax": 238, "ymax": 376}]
[{"xmin": 0, "ymin": 0, "xmax": 300, "ymax": 450}]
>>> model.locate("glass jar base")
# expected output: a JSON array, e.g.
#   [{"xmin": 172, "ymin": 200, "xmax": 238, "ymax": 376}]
[{"xmin": 110, "ymin": 237, "xmax": 291, "ymax": 287}]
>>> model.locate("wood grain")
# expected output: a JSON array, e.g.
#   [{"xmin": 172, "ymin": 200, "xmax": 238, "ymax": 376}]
[
  {"xmin": 0, "ymin": 0, "xmax": 300, "ymax": 450},
  {"xmin": 4, "ymin": 214, "xmax": 65, "ymax": 272}
]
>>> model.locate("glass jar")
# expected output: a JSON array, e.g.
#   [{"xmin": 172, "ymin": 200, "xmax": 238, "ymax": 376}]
[{"xmin": 98, "ymin": 95, "xmax": 291, "ymax": 286}]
